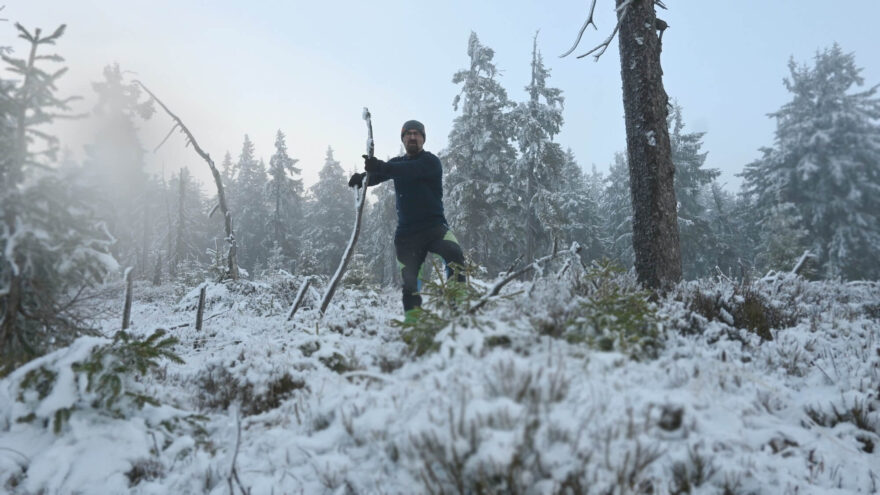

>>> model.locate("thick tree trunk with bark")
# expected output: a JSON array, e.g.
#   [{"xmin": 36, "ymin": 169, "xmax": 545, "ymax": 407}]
[{"xmin": 616, "ymin": 0, "xmax": 681, "ymax": 289}]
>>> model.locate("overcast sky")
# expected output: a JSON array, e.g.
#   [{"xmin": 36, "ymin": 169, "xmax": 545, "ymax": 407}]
[{"xmin": 7, "ymin": 0, "xmax": 880, "ymax": 191}]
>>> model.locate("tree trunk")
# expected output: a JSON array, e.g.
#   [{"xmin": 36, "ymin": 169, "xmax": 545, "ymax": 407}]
[
  {"xmin": 140, "ymin": 195, "xmax": 151, "ymax": 280},
  {"xmin": 122, "ymin": 267, "xmax": 134, "ymax": 330},
  {"xmin": 526, "ymin": 167, "xmax": 536, "ymax": 264},
  {"xmin": 195, "ymin": 284, "xmax": 207, "ymax": 330},
  {"xmin": 616, "ymin": 0, "xmax": 681, "ymax": 289},
  {"xmin": 175, "ymin": 168, "xmax": 186, "ymax": 271}
]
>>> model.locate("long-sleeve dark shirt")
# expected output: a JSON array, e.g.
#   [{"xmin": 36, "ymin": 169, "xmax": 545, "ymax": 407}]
[{"xmin": 366, "ymin": 150, "xmax": 448, "ymax": 237}]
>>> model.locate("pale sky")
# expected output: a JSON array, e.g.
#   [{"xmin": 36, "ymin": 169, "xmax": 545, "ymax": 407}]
[{"xmin": 7, "ymin": 1, "xmax": 880, "ymax": 192}]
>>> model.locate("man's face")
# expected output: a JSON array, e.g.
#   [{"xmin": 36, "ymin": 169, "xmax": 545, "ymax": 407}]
[{"xmin": 402, "ymin": 129, "xmax": 424, "ymax": 155}]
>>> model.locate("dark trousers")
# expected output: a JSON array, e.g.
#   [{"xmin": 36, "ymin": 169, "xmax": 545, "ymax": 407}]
[{"xmin": 395, "ymin": 224, "xmax": 465, "ymax": 311}]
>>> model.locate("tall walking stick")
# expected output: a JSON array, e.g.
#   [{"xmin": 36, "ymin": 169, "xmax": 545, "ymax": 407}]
[{"xmin": 319, "ymin": 108, "xmax": 374, "ymax": 315}]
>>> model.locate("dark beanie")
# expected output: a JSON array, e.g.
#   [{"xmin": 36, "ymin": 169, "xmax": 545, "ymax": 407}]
[{"xmin": 401, "ymin": 120, "xmax": 426, "ymax": 140}]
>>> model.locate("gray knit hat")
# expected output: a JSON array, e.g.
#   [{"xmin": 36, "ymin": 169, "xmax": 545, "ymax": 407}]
[{"xmin": 400, "ymin": 120, "xmax": 426, "ymax": 140}]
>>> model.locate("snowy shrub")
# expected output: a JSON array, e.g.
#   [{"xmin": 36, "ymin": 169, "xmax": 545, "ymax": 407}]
[
  {"xmin": 397, "ymin": 307, "xmax": 451, "ymax": 356},
  {"xmin": 534, "ymin": 260, "xmax": 662, "ymax": 360},
  {"xmin": 193, "ymin": 362, "xmax": 306, "ymax": 416},
  {"xmin": 177, "ymin": 277, "xmax": 317, "ymax": 318},
  {"xmin": 566, "ymin": 283, "xmax": 661, "ymax": 360},
  {"xmin": 5, "ymin": 330, "xmax": 181, "ymax": 433},
  {"xmin": 678, "ymin": 277, "xmax": 797, "ymax": 341},
  {"xmin": 803, "ymin": 396, "xmax": 879, "ymax": 454},
  {"xmin": 404, "ymin": 362, "xmax": 589, "ymax": 494},
  {"xmin": 391, "ymin": 353, "xmax": 685, "ymax": 494},
  {"xmin": 129, "ymin": 279, "xmax": 178, "ymax": 306},
  {"xmin": 172, "ymin": 257, "xmax": 210, "ymax": 298},
  {"xmin": 125, "ymin": 458, "xmax": 164, "ymax": 486},
  {"xmin": 667, "ymin": 444, "xmax": 719, "ymax": 494},
  {"xmin": 318, "ymin": 350, "xmax": 362, "ymax": 374},
  {"xmin": 397, "ymin": 263, "xmax": 486, "ymax": 356}
]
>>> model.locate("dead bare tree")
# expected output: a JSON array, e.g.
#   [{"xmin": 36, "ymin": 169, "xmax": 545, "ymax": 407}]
[
  {"xmin": 133, "ymin": 80, "xmax": 240, "ymax": 281},
  {"xmin": 561, "ymin": 0, "xmax": 681, "ymax": 290}
]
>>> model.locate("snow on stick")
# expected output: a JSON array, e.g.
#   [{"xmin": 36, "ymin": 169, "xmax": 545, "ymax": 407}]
[
  {"xmin": 195, "ymin": 284, "xmax": 207, "ymax": 331},
  {"xmin": 468, "ymin": 242, "xmax": 582, "ymax": 314},
  {"xmin": 122, "ymin": 267, "xmax": 133, "ymax": 330},
  {"xmin": 287, "ymin": 276, "xmax": 313, "ymax": 321},
  {"xmin": 319, "ymin": 108, "xmax": 374, "ymax": 316},
  {"xmin": 791, "ymin": 250, "xmax": 815, "ymax": 276}
]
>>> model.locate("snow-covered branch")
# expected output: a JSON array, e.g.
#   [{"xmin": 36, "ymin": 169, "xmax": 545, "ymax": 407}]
[{"xmin": 468, "ymin": 242, "xmax": 582, "ymax": 314}]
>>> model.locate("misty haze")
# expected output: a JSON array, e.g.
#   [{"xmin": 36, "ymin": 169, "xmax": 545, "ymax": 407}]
[{"xmin": 1, "ymin": 1, "xmax": 879, "ymax": 493}]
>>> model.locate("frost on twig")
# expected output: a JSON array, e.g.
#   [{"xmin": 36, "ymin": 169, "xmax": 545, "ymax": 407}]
[
  {"xmin": 468, "ymin": 242, "xmax": 582, "ymax": 314},
  {"xmin": 560, "ymin": 0, "xmax": 634, "ymax": 61}
]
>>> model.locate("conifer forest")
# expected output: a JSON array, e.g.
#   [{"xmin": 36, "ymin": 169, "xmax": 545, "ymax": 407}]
[{"xmin": 1, "ymin": 2, "xmax": 879, "ymax": 493}]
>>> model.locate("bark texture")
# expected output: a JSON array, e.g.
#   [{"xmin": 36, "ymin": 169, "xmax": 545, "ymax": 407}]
[{"xmin": 616, "ymin": 0, "xmax": 681, "ymax": 289}]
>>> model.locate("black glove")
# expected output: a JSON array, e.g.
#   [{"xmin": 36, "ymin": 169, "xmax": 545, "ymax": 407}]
[
  {"xmin": 348, "ymin": 172, "xmax": 365, "ymax": 188},
  {"xmin": 362, "ymin": 155, "xmax": 385, "ymax": 174}
]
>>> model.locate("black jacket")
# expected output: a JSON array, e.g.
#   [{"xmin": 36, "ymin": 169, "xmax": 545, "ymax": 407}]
[{"xmin": 367, "ymin": 150, "xmax": 448, "ymax": 237}]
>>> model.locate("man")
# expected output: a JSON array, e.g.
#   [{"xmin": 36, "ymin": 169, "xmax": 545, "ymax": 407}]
[{"xmin": 348, "ymin": 119, "xmax": 465, "ymax": 319}]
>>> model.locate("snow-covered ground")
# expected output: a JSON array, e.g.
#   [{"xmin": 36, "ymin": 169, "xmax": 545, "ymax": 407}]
[{"xmin": 1, "ymin": 265, "xmax": 878, "ymax": 494}]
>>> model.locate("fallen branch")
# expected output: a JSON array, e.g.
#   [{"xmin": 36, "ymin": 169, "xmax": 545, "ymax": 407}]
[
  {"xmin": 341, "ymin": 371, "xmax": 399, "ymax": 384},
  {"xmin": 287, "ymin": 276, "xmax": 313, "ymax": 321},
  {"xmin": 468, "ymin": 243, "xmax": 582, "ymax": 314},
  {"xmin": 791, "ymin": 250, "xmax": 815, "ymax": 276},
  {"xmin": 133, "ymin": 80, "xmax": 240, "ymax": 281},
  {"xmin": 168, "ymin": 309, "xmax": 229, "ymax": 330}
]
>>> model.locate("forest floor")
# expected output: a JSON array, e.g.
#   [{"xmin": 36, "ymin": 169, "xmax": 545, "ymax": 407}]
[{"xmin": 2, "ymin": 261, "xmax": 879, "ymax": 494}]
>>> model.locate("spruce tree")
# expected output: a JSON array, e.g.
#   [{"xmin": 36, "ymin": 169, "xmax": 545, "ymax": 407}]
[
  {"xmin": 82, "ymin": 64, "xmax": 155, "ymax": 277},
  {"xmin": 510, "ymin": 34, "xmax": 566, "ymax": 262},
  {"xmin": 232, "ymin": 135, "xmax": 269, "ymax": 273},
  {"xmin": 1, "ymin": 24, "xmax": 116, "ymax": 371},
  {"xmin": 603, "ymin": 152, "xmax": 634, "ymax": 269},
  {"xmin": 303, "ymin": 147, "xmax": 354, "ymax": 276},
  {"xmin": 167, "ymin": 167, "xmax": 210, "ymax": 279},
  {"xmin": 362, "ymin": 170, "xmax": 399, "ymax": 286},
  {"xmin": 444, "ymin": 32, "xmax": 518, "ymax": 274},
  {"xmin": 669, "ymin": 103, "xmax": 720, "ymax": 279},
  {"xmin": 742, "ymin": 44, "xmax": 880, "ymax": 279},
  {"xmin": 554, "ymin": 150, "xmax": 605, "ymax": 262},
  {"xmin": 220, "ymin": 151, "xmax": 236, "ymax": 194},
  {"xmin": 705, "ymin": 184, "xmax": 757, "ymax": 276},
  {"xmin": 266, "ymin": 130, "xmax": 303, "ymax": 267}
]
